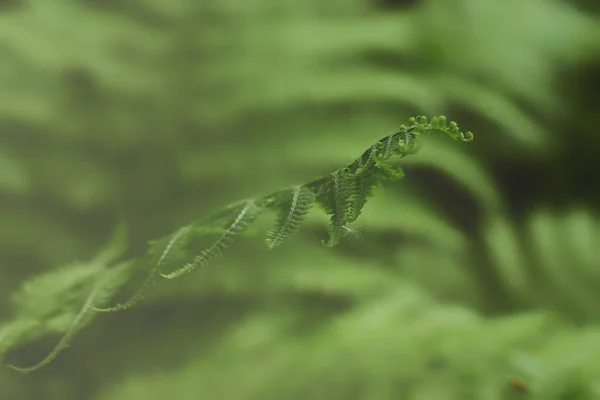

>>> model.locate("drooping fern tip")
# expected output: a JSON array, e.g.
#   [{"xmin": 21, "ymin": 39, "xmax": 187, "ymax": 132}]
[
  {"xmin": 5, "ymin": 115, "xmax": 472, "ymax": 373},
  {"xmin": 99, "ymin": 114, "xmax": 473, "ymax": 306}
]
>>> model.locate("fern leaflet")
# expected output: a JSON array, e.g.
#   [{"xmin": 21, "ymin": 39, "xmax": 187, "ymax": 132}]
[
  {"xmin": 266, "ymin": 186, "xmax": 315, "ymax": 249},
  {"xmin": 159, "ymin": 201, "xmax": 262, "ymax": 279}
]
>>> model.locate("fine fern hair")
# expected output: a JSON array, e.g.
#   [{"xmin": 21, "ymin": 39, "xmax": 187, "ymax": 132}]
[{"xmin": 8, "ymin": 115, "xmax": 472, "ymax": 372}]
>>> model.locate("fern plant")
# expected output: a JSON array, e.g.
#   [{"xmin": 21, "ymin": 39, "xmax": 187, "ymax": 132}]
[{"xmin": 4, "ymin": 115, "xmax": 472, "ymax": 372}]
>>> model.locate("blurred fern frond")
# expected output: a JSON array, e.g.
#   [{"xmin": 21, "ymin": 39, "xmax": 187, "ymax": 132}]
[
  {"xmin": 1, "ymin": 115, "xmax": 472, "ymax": 371},
  {"xmin": 1, "ymin": 226, "xmax": 131, "ymax": 372}
]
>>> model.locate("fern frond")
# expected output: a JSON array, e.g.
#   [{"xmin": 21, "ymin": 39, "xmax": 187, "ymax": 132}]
[
  {"xmin": 4, "ymin": 115, "xmax": 473, "ymax": 371},
  {"xmin": 91, "ymin": 225, "xmax": 194, "ymax": 312},
  {"xmin": 156, "ymin": 225, "xmax": 194, "ymax": 267},
  {"xmin": 266, "ymin": 186, "xmax": 315, "ymax": 249},
  {"xmin": 8, "ymin": 263, "xmax": 131, "ymax": 373},
  {"xmin": 345, "ymin": 168, "xmax": 377, "ymax": 223},
  {"xmin": 316, "ymin": 171, "xmax": 355, "ymax": 247},
  {"xmin": 159, "ymin": 200, "xmax": 263, "ymax": 279},
  {"xmin": 89, "ymin": 258, "xmax": 157, "ymax": 313}
]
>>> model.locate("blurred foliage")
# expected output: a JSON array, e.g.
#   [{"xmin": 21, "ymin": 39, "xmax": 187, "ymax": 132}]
[{"xmin": 1, "ymin": 0, "xmax": 600, "ymax": 399}]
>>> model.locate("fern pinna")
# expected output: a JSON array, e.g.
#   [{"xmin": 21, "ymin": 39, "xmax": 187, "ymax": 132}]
[{"xmin": 8, "ymin": 115, "xmax": 472, "ymax": 372}]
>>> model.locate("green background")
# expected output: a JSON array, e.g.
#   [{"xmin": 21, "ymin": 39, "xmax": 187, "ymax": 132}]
[{"xmin": 1, "ymin": 0, "xmax": 600, "ymax": 399}]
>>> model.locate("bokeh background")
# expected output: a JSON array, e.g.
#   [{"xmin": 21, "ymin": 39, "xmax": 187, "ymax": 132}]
[{"xmin": 1, "ymin": 0, "xmax": 600, "ymax": 399}]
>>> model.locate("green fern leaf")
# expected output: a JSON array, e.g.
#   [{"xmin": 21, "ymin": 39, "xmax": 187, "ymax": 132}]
[
  {"xmin": 3, "ymin": 115, "xmax": 473, "ymax": 371},
  {"xmin": 8, "ymin": 263, "xmax": 131, "ymax": 373},
  {"xmin": 266, "ymin": 186, "xmax": 315, "ymax": 249},
  {"xmin": 159, "ymin": 200, "xmax": 263, "ymax": 279},
  {"xmin": 91, "ymin": 225, "xmax": 195, "ymax": 312},
  {"xmin": 345, "ymin": 168, "xmax": 378, "ymax": 223},
  {"xmin": 316, "ymin": 171, "xmax": 355, "ymax": 247}
]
